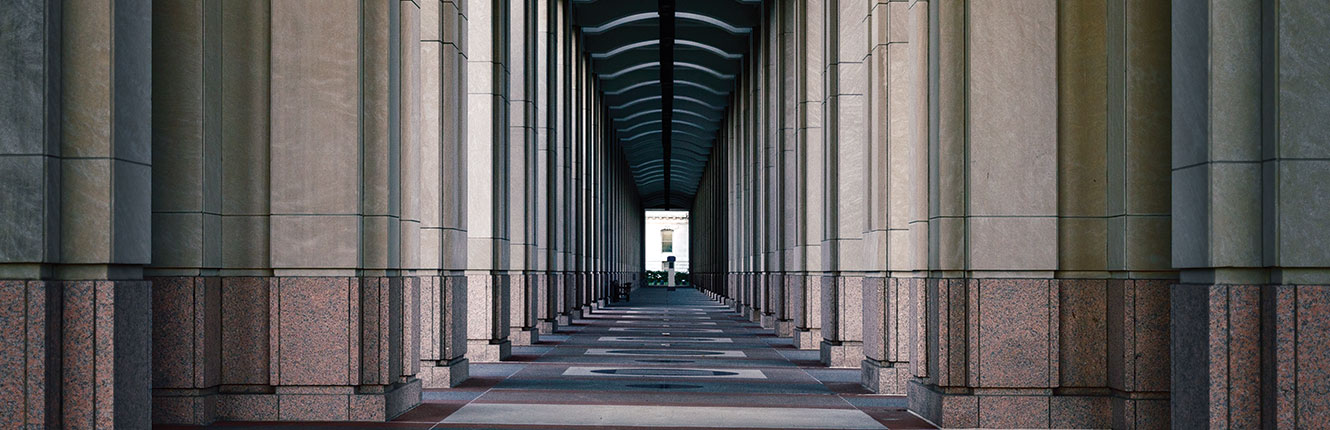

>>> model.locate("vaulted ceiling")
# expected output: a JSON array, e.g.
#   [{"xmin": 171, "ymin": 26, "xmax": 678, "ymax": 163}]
[{"xmin": 571, "ymin": 0, "xmax": 759, "ymax": 209}]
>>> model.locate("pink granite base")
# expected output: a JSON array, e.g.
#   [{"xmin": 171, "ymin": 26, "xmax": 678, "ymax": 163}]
[
  {"xmin": 420, "ymin": 357, "xmax": 469, "ymax": 388},
  {"xmin": 821, "ymin": 340, "xmax": 863, "ymax": 368},
  {"xmin": 910, "ymin": 278, "xmax": 1172, "ymax": 429},
  {"xmin": 1169, "ymin": 283, "xmax": 1329, "ymax": 429},
  {"xmin": 143, "ymin": 276, "xmax": 425, "ymax": 424},
  {"xmin": 795, "ymin": 328, "xmax": 822, "ymax": 350},
  {"xmin": 862, "ymin": 359, "xmax": 908, "ymax": 395},
  {"xmin": 0, "ymin": 279, "xmax": 151, "ymax": 428}
]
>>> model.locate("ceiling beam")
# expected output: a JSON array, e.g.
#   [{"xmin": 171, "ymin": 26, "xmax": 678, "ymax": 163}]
[{"xmin": 659, "ymin": 0, "xmax": 675, "ymax": 209}]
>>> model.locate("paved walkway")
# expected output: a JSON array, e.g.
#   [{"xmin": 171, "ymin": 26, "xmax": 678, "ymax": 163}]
[{"xmin": 179, "ymin": 287, "xmax": 933, "ymax": 429}]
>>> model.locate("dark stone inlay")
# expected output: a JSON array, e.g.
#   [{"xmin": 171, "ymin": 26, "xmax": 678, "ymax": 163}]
[
  {"xmin": 590, "ymin": 368, "xmax": 739, "ymax": 377},
  {"xmin": 604, "ymin": 349, "xmax": 725, "ymax": 356},
  {"xmin": 634, "ymin": 359, "xmax": 696, "ymax": 364},
  {"xmin": 624, "ymin": 383, "xmax": 704, "ymax": 390}
]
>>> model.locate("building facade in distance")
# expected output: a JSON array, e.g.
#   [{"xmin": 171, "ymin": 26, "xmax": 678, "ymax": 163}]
[{"xmin": 644, "ymin": 210, "xmax": 690, "ymax": 273}]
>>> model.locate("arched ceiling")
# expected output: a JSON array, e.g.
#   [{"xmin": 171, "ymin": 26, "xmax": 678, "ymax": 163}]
[{"xmin": 572, "ymin": 0, "xmax": 758, "ymax": 209}]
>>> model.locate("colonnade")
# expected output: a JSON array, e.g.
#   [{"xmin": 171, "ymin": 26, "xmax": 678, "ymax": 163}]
[
  {"xmin": 691, "ymin": 0, "xmax": 1330, "ymax": 428},
  {"xmin": 3, "ymin": 0, "xmax": 1329, "ymax": 428},
  {"xmin": 0, "ymin": 0, "xmax": 642, "ymax": 426}
]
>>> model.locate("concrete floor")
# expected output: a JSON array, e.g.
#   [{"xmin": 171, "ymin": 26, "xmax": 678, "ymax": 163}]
[{"xmin": 164, "ymin": 287, "xmax": 935, "ymax": 429}]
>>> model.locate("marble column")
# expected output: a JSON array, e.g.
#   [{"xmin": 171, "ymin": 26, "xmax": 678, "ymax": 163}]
[
  {"xmin": 1170, "ymin": 1, "xmax": 1330, "ymax": 428},
  {"xmin": 762, "ymin": 2, "xmax": 786, "ymax": 332},
  {"xmin": 861, "ymin": 0, "xmax": 919, "ymax": 395},
  {"xmin": 464, "ymin": 0, "xmax": 513, "ymax": 363},
  {"xmin": 146, "ymin": 1, "xmax": 224, "ymax": 423},
  {"xmin": 419, "ymin": 0, "xmax": 470, "ymax": 389},
  {"xmin": 507, "ymin": 0, "xmax": 539, "ymax": 346},
  {"xmin": 794, "ymin": 0, "xmax": 827, "ymax": 351},
  {"xmin": 533, "ymin": 0, "xmax": 556, "ymax": 336},
  {"xmin": 819, "ymin": 0, "xmax": 870, "ymax": 369},
  {"xmin": 0, "ymin": 0, "xmax": 153, "ymax": 427},
  {"xmin": 777, "ymin": 0, "xmax": 801, "ymax": 338}
]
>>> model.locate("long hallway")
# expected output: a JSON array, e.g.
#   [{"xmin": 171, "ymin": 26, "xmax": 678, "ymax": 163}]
[{"xmin": 397, "ymin": 286, "xmax": 932, "ymax": 429}]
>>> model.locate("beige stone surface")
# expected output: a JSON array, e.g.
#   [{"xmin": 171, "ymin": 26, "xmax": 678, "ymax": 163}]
[
  {"xmin": 967, "ymin": 0, "xmax": 1057, "ymax": 217},
  {"xmin": 269, "ymin": 215, "xmax": 359, "ymax": 269},
  {"xmin": 269, "ymin": 0, "xmax": 361, "ymax": 216},
  {"xmin": 969, "ymin": 216, "xmax": 1057, "ymax": 271}
]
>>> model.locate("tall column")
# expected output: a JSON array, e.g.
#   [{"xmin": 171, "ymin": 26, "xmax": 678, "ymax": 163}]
[
  {"xmin": 533, "ymin": 0, "xmax": 556, "ymax": 336},
  {"xmin": 507, "ymin": 0, "xmax": 538, "ymax": 346},
  {"xmin": 911, "ymin": 0, "xmax": 1063, "ymax": 426},
  {"xmin": 0, "ymin": 1, "xmax": 153, "ymax": 427},
  {"xmin": 778, "ymin": 0, "xmax": 800, "ymax": 338},
  {"xmin": 1170, "ymin": 1, "xmax": 1330, "ymax": 428},
  {"xmin": 903, "ymin": 0, "xmax": 930, "ymax": 400},
  {"xmin": 144, "ymin": 1, "xmax": 224, "ymax": 421},
  {"xmin": 549, "ymin": 0, "xmax": 570, "ymax": 329},
  {"xmin": 762, "ymin": 2, "xmax": 786, "ymax": 332},
  {"xmin": 794, "ymin": 0, "xmax": 827, "ymax": 351},
  {"xmin": 557, "ymin": 2, "xmax": 576, "ymax": 325},
  {"xmin": 419, "ymin": 0, "xmax": 471, "ymax": 389},
  {"xmin": 465, "ymin": 0, "xmax": 512, "ymax": 363},
  {"xmin": 861, "ymin": 0, "xmax": 919, "ymax": 395},
  {"xmin": 909, "ymin": 0, "xmax": 1177, "ymax": 427},
  {"xmin": 819, "ymin": 0, "xmax": 870, "ymax": 369}
]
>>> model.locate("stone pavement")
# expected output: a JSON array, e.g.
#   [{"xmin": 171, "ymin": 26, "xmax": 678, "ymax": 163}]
[{"xmin": 159, "ymin": 286, "xmax": 934, "ymax": 429}]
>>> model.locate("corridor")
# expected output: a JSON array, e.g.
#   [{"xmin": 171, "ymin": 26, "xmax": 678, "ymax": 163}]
[{"xmin": 4, "ymin": 0, "xmax": 1328, "ymax": 428}]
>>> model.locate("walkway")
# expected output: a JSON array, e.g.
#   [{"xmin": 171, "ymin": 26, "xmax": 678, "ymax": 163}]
[{"xmin": 178, "ymin": 287, "xmax": 934, "ymax": 429}]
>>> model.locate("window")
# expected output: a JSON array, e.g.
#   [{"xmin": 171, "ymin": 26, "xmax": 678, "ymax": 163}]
[{"xmin": 661, "ymin": 229, "xmax": 674, "ymax": 253}]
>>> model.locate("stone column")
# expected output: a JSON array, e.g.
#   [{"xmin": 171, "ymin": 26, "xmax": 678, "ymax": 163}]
[
  {"xmin": 419, "ymin": 0, "xmax": 470, "ymax": 389},
  {"xmin": 819, "ymin": 0, "xmax": 870, "ymax": 369},
  {"xmin": 464, "ymin": 0, "xmax": 512, "ymax": 363},
  {"xmin": 0, "ymin": 1, "xmax": 153, "ymax": 427},
  {"xmin": 548, "ymin": 0, "xmax": 571, "ymax": 330},
  {"xmin": 265, "ymin": 1, "xmax": 422, "ymax": 421},
  {"xmin": 145, "ymin": 1, "xmax": 224, "ymax": 422},
  {"xmin": 794, "ymin": 0, "xmax": 826, "ymax": 351},
  {"xmin": 507, "ymin": 0, "xmax": 538, "ymax": 346},
  {"xmin": 778, "ymin": 0, "xmax": 801, "ymax": 338},
  {"xmin": 907, "ymin": 0, "xmax": 1178, "ymax": 427},
  {"xmin": 533, "ymin": 0, "xmax": 556, "ymax": 336},
  {"xmin": 762, "ymin": 2, "xmax": 786, "ymax": 332},
  {"xmin": 558, "ymin": 3, "xmax": 576, "ymax": 325},
  {"xmin": 861, "ymin": 0, "xmax": 918, "ymax": 395},
  {"xmin": 1171, "ymin": 1, "xmax": 1330, "ymax": 428},
  {"xmin": 569, "ymin": 44, "xmax": 585, "ymax": 318}
]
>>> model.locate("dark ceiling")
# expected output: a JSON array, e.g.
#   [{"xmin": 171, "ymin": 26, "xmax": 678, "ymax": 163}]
[{"xmin": 571, "ymin": 0, "xmax": 759, "ymax": 209}]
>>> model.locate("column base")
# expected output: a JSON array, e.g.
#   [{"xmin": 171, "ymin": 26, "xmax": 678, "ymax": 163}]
[
  {"xmin": 820, "ymin": 340, "xmax": 863, "ymax": 368},
  {"xmin": 794, "ymin": 328, "xmax": 822, "ymax": 350},
  {"xmin": 907, "ymin": 381, "xmax": 1118, "ymax": 428},
  {"xmin": 420, "ymin": 357, "xmax": 469, "ymax": 388},
  {"xmin": 152, "ymin": 388, "xmax": 218, "ymax": 425},
  {"xmin": 466, "ymin": 339, "xmax": 512, "ymax": 363},
  {"xmin": 748, "ymin": 308, "xmax": 762, "ymax": 323},
  {"xmin": 580, "ymin": 307, "xmax": 593, "ymax": 319},
  {"xmin": 209, "ymin": 379, "xmax": 420, "ymax": 422},
  {"xmin": 509, "ymin": 327, "xmax": 538, "ymax": 346},
  {"xmin": 536, "ymin": 319, "xmax": 558, "ymax": 335},
  {"xmin": 775, "ymin": 319, "xmax": 795, "ymax": 337},
  {"xmin": 556, "ymin": 314, "xmax": 572, "ymax": 326},
  {"xmin": 760, "ymin": 313, "xmax": 776, "ymax": 329},
  {"xmin": 861, "ymin": 360, "xmax": 907, "ymax": 395}
]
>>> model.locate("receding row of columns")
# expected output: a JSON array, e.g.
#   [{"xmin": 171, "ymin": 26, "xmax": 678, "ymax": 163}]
[
  {"xmin": 0, "ymin": 0, "xmax": 642, "ymax": 426},
  {"xmin": 690, "ymin": 0, "xmax": 1330, "ymax": 428}
]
